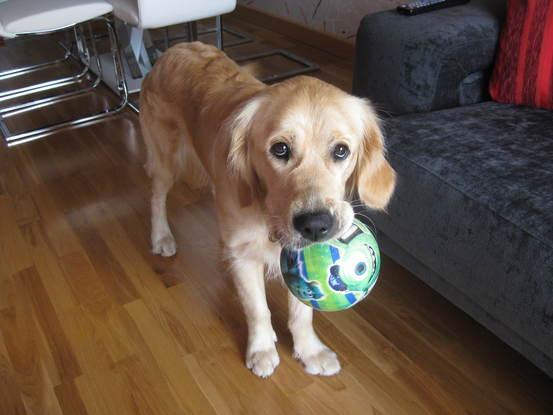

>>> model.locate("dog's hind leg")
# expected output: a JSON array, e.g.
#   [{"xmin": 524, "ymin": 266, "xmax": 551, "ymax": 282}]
[
  {"xmin": 141, "ymin": 121, "xmax": 180, "ymax": 257},
  {"xmin": 150, "ymin": 169, "xmax": 177, "ymax": 257}
]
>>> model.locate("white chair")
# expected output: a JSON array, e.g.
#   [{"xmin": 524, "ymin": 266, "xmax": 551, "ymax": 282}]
[
  {"xmin": 111, "ymin": 0, "xmax": 235, "ymax": 45},
  {"xmin": 0, "ymin": 0, "xmax": 128, "ymax": 146},
  {"xmin": 111, "ymin": 0, "xmax": 235, "ymax": 30},
  {"xmin": 108, "ymin": 0, "xmax": 235, "ymax": 99},
  {"xmin": 107, "ymin": 0, "xmax": 317, "ymax": 96}
]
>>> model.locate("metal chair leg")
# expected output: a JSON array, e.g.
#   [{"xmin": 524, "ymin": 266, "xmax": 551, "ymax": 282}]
[
  {"xmin": 0, "ymin": 31, "xmax": 75, "ymax": 80},
  {"xmin": 187, "ymin": 21, "xmax": 198, "ymax": 42},
  {"xmin": 164, "ymin": 27, "xmax": 170, "ymax": 50},
  {"xmin": 0, "ymin": 26, "xmax": 97, "ymax": 101},
  {"xmin": 0, "ymin": 24, "xmax": 103, "ymax": 116},
  {"xmin": 233, "ymin": 49, "xmax": 319, "ymax": 83},
  {"xmin": 215, "ymin": 16, "xmax": 223, "ymax": 50},
  {"xmin": 0, "ymin": 43, "xmax": 72, "ymax": 80},
  {"xmin": 1, "ymin": 17, "xmax": 128, "ymax": 146},
  {"xmin": 154, "ymin": 19, "xmax": 252, "ymax": 51}
]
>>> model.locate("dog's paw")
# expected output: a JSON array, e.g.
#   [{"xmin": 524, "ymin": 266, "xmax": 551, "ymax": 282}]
[
  {"xmin": 295, "ymin": 348, "xmax": 341, "ymax": 376},
  {"xmin": 246, "ymin": 347, "xmax": 280, "ymax": 378},
  {"xmin": 152, "ymin": 234, "xmax": 177, "ymax": 257}
]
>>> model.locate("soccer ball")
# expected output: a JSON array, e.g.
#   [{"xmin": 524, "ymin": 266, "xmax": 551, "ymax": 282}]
[{"xmin": 280, "ymin": 219, "xmax": 380, "ymax": 311}]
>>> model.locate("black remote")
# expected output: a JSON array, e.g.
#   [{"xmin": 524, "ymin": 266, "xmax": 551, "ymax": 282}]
[{"xmin": 397, "ymin": 0, "xmax": 470, "ymax": 15}]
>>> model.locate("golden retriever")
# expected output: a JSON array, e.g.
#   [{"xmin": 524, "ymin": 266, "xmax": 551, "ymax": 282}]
[{"xmin": 140, "ymin": 42, "xmax": 396, "ymax": 378}]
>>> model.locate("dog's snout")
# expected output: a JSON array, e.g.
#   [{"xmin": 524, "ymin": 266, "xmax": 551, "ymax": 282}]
[{"xmin": 293, "ymin": 210, "xmax": 334, "ymax": 242}]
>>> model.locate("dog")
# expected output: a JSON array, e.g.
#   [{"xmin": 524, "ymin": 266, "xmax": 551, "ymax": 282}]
[{"xmin": 139, "ymin": 42, "xmax": 396, "ymax": 378}]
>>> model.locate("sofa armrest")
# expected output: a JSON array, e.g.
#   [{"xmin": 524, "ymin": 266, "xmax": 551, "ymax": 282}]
[{"xmin": 352, "ymin": 0, "xmax": 506, "ymax": 115}]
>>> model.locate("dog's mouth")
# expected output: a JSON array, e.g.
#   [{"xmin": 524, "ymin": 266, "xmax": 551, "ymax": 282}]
[
  {"xmin": 269, "ymin": 228, "xmax": 311, "ymax": 249},
  {"xmin": 292, "ymin": 237, "xmax": 320, "ymax": 250},
  {"xmin": 268, "ymin": 201, "xmax": 354, "ymax": 249}
]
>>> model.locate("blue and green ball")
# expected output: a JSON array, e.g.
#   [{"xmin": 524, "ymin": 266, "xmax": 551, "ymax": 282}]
[{"xmin": 280, "ymin": 219, "xmax": 380, "ymax": 311}]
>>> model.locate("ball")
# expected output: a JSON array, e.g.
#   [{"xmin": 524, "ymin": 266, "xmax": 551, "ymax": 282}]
[{"xmin": 280, "ymin": 218, "xmax": 380, "ymax": 312}]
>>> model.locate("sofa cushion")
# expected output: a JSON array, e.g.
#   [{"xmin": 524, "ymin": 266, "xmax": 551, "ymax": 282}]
[
  {"xmin": 489, "ymin": 0, "xmax": 553, "ymax": 110},
  {"xmin": 385, "ymin": 101, "xmax": 553, "ymax": 248},
  {"xmin": 372, "ymin": 101, "xmax": 553, "ymax": 374}
]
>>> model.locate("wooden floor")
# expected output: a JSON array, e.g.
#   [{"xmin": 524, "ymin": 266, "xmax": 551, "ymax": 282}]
[{"xmin": 1, "ymin": 15, "xmax": 552, "ymax": 415}]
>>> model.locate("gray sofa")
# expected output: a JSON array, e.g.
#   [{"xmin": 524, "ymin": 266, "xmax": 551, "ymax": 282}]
[{"xmin": 353, "ymin": 0, "xmax": 553, "ymax": 377}]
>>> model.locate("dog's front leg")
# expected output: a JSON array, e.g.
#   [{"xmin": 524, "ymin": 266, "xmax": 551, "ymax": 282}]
[
  {"xmin": 232, "ymin": 258, "xmax": 279, "ymax": 378},
  {"xmin": 288, "ymin": 292, "xmax": 341, "ymax": 376}
]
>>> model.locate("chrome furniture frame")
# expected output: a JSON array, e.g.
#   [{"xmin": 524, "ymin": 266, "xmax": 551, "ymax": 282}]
[
  {"xmin": 0, "ymin": 25, "xmax": 101, "ymax": 114},
  {"xmin": 234, "ymin": 49, "xmax": 319, "ymax": 84},
  {"xmin": 0, "ymin": 17, "xmax": 128, "ymax": 147},
  {"xmin": 119, "ymin": 15, "xmax": 317, "ymax": 114},
  {"xmin": 0, "ymin": 36, "xmax": 72, "ymax": 81},
  {"xmin": 0, "ymin": 29, "xmax": 98, "ymax": 102},
  {"xmin": 154, "ymin": 18, "xmax": 253, "ymax": 55}
]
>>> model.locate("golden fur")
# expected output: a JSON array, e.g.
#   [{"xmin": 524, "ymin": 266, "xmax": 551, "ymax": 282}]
[{"xmin": 140, "ymin": 42, "xmax": 396, "ymax": 378}]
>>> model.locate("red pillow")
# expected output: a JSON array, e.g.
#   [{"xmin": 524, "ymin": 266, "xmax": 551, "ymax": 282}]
[{"xmin": 489, "ymin": 0, "xmax": 553, "ymax": 110}]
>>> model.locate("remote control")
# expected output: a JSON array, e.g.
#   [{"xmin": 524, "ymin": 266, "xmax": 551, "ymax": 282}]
[{"xmin": 397, "ymin": 0, "xmax": 470, "ymax": 15}]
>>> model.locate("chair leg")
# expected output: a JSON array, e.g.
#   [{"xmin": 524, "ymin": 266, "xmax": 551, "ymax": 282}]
[
  {"xmin": 152, "ymin": 17, "xmax": 252, "ymax": 51},
  {"xmin": 215, "ymin": 16, "xmax": 224, "ymax": 50},
  {"xmin": 126, "ymin": 26, "xmax": 153, "ymax": 77},
  {"xmin": 164, "ymin": 27, "xmax": 170, "ymax": 50},
  {"xmin": 0, "ymin": 42, "xmax": 72, "ymax": 80},
  {"xmin": 0, "ymin": 68, "xmax": 101, "ymax": 116},
  {"xmin": 1, "ymin": 17, "xmax": 128, "ymax": 146},
  {"xmin": 0, "ymin": 27, "xmax": 94, "ymax": 102},
  {"xmin": 106, "ymin": 18, "xmax": 128, "ymax": 101},
  {"xmin": 0, "ymin": 24, "xmax": 103, "ymax": 115},
  {"xmin": 187, "ymin": 21, "xmax": 198, "ymax": 42},
  {"xmin": 143, "ymin": 30, "xmax": 158, "ymax": 68},
  {"xmin": 233, "ymin": 49, "xmax": 319, "ymax": 83}
]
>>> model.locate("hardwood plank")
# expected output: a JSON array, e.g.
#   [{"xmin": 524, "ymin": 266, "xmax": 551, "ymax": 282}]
[
  {"xmin": 124, "ymin": 299, "xmax": 217, "ymax": 414},
  {"xmin": 59, "ymin": 250, "xmax": 115, "ymax": 315},
  {"xmin": 20, "ymin": 219, "xmax": 78, "ymax": 315},
  {"xmin": 54, "ymin": 380, "xmax": 89, "ymax": 415},
  {"xmin": 26, "ymin": 182, "xmax": 82, "ymax": 258},
  {"xmin": 0, "ymin": 330, "xmax": 27, "ymax": 415},
  {"xmin": 181, "ymin": 354, "xmax": 234, "ymax": 415},
  {"xmin": 59, "ymin": 306, "xmax": 118, "ymax": 374},
  {"xmin": 72, "ymin": 375, "xmax": 109, "ymax": 415},
  {"xmin": 15, "ymin": 266, "xmax": 81, "ymax": 381},
  {"xmin": 0, "ymin": 269, "xmax": 64, "ymax": 415},
  {"xmin": 46, "ymin": 173, "xmax": 140, "ymax": 306},
  {"xmin": 0, "ymin": 195, "xmax": 33, "ymax": 277},
  {"xmin": 114, "ymin": 355, "xmax": 185, "ymax": 415}
]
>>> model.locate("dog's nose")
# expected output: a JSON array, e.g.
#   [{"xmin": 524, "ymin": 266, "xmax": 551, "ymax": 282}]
[{"xmin": 293, "ymin": 210, "xmax": 335, "ymax": 242}]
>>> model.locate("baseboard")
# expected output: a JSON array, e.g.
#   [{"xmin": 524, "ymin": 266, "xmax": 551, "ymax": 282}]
[{"xmin": 233, "ymin": 5, "xmax": 355, "ymax": 60}]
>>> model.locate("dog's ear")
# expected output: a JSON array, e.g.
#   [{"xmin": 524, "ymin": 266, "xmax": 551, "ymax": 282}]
[
  {"xmin": 227, "ymin": 95, "xmax": 265, "ymax": 207},
  {"xmin": 348, "ymin": 99, "xmax": 396, "ymax": 210}
]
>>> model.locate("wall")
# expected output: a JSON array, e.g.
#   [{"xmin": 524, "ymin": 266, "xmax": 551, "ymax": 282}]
[{"xmin": 238, "ymin": 0, "xmax": 404, "ymax": 40}]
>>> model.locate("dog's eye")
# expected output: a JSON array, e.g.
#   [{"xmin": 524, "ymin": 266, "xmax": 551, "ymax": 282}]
[
  {"xmin": 270, "ymin": 142, "xmax": 290, "ymax": 160},
  {"xmin": 333, "ymin": 144, "xmax": 350, "ymax": 160},
  {"xmin": 332, "ymin": 144, "xmax": 350, "ymax": 161}
]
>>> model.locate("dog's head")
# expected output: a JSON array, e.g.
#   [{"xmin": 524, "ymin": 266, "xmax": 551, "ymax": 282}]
[{"xmin": 227, "ymin": 76, "xmax": 396, "ymax": 249}]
